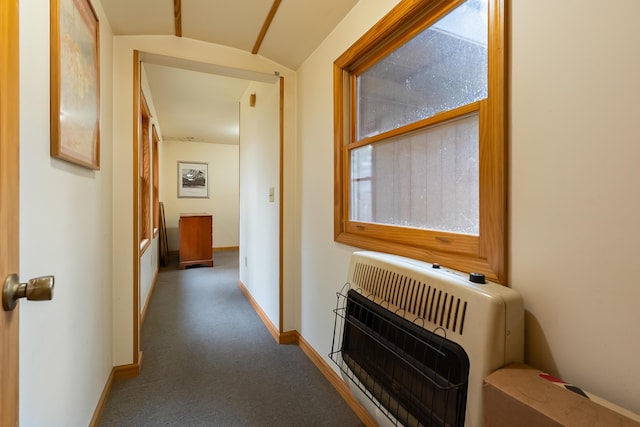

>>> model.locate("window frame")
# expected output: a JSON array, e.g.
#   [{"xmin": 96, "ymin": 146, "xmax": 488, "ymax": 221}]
[
  {"xmin": 152, "ymin": 125, "xmax": 160, "ymax": 237},
  {"xmin": 139, "ymin": 94, "xmax": 151, "ymax": 252},
  {"xmin": 333, "ymin": 0, "xmax": 507, "ymax": 283}
]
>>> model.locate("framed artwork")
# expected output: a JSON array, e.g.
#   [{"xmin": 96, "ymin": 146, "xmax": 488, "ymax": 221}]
[
  {"xmin": 178, "ymin": 161, "xmax": 209, "ymax": 198},
  {"xmin": 50, "ymin": 0, "xmax": 100, "ymax": 170}
]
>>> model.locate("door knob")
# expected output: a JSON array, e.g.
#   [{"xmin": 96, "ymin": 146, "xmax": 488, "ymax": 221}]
[{"xmin": 2, "ymin": 274, "xmax": 54, "ymax": 311}]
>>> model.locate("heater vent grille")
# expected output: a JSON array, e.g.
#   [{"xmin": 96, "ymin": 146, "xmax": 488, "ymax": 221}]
[{"xmin": 352, "ymin": 262, "xmax": 468, "ymax": 335}]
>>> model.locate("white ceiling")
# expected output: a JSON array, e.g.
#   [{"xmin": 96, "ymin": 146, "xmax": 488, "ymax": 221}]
[
  {"xmin": 102, "ymin": 0, "xmax": 359, "ymax": 145},
  {"xmin": 143, "ymin": 63, "xmax": 250, "ymax": 145}
]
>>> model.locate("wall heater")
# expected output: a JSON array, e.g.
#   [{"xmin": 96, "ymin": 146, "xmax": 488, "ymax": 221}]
[{"xmin": 331, "ymin": 251, "xmax": 524, "ymax": 427}]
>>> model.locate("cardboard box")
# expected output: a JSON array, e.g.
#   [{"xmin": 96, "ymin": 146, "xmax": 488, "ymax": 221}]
[{"xmin": 483, "ymin": 363, "xmax": 640, "ymax": 427}]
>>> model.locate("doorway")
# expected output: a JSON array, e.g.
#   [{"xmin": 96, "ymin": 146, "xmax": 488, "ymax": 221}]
[{"xmin": 130, "ymin": 52, "xmax": 284, "ymax": 369}]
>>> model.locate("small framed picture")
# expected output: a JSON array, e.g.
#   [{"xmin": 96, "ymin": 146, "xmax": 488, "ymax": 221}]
[{"xmin": 178, "ymin": 161, "xmax": 209, "ymax": 198}]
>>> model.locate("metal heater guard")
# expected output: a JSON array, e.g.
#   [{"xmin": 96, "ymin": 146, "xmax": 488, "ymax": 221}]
[{"xmin": 330, "ymin": 286, "xmax": 470, "ymax": 427}]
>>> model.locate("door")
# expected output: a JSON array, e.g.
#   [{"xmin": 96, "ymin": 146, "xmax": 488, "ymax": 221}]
[{"xmin": 0, "ymin": 0, "xmax": 20, "ymax": 424}]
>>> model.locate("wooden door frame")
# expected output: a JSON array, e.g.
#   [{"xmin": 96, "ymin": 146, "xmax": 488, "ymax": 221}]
[
  {"xmin": 278, "ymin": 76, "xmax": 285, "ymax": 335},
  {"xmin": 128, "ymin": 55, "xmax": 288, "ymax": 361},
  {"xmin": 131, "ymin": 50, "xmax": 142, "ymax": 372},
  {"xmin": 0, "ymin": 0, "xmax": 21, "ymax": 423},
  {"xmin": 112, "ymin": 50, "xmax": 145, "ymax": 380}
]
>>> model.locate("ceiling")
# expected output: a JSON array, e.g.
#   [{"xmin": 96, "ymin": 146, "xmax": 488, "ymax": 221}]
[
  {"xmin": 142, "ymin": 62, "xmax": 250, "ymax": 145},
  {"xmin": 102, "ymin": 0, "xmax": 359, "ymax": 144}
]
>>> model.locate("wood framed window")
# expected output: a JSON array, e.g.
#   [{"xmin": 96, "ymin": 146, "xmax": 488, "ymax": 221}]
[
  {"xmin": 140, "ymin": 94, "xmax": 151, "ymax": 251},
  {"xmin": 152, "ymin": 125, "xmax": 159, "ymax": 237},
  {"xmin": 334, "ymin": 0, "xmax": 507, "ymax": 282}
]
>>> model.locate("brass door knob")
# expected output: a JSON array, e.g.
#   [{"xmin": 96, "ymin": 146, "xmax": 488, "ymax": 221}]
[{"xmin": 2, "ymin": 274, "xmax": 54, "ymax": 311}]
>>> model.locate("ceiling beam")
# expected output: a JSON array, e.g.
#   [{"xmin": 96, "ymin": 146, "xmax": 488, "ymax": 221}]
[
  {"xmin": 252, "ymin": 0, "xmax": 281, "ymax": 55},
  {"xmin": 174, "ymin": 0, "xmax": 182, "ymax": 37}
]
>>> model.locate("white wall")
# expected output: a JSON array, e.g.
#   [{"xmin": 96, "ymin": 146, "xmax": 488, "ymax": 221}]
[
  {"xmin": 18, "ymin": 0, "xmax": 114, "ymax": 425},
  {"xmin": 297, "ymin": 0, "xmax": 640, "ymax": 416},
  {"xmin": 297, "ymin": 0, "xmax": 389, "ymax": 380},
  {"xmin": 113, "ymin": 35, "xmax": 297, "ymax": 365},
  {"xmin": 509, "ymin": 0, "xmax": 640, "ymax": 414},
  {"xmin": 239, "ymin": 81, "xmax": 281, "ymax": 327},
  {"xmin": 161, "ymin": 140, "xmax": 240, "ymax": 250}
]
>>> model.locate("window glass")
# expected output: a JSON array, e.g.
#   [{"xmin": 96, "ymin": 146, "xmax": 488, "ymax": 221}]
[
  {"xmin": 350, "ymin": 113, "xmax": 479, "ymax": 234},
  {"xmin": 357, "ymin": 0, "xmax": 488, "ymax": 140}
]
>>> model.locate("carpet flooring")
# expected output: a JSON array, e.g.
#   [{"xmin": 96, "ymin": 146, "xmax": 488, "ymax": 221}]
[{"xmin": 99, "ymin": 250, "xmax": 364, "ymax": 426}]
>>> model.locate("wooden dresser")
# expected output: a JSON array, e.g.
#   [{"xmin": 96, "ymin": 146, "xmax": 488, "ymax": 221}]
[{"xmin": 179, "ymin": 213, "xmax": 213, "ymax": 269}]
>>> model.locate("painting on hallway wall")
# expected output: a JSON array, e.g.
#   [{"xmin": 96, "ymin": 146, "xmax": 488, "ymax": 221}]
[
  {"xmin": 178, "ymin": 161, "xmax": 209, "ymax": 198},
  {"xmin": 50, "ymin": 0, "xmax": 100, "ymax": 170}
]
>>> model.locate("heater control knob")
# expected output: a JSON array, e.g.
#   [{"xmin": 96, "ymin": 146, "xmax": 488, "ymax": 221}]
[{"xmin": 469, "ymin": 272, "xmax": 486, "ymax": 284}]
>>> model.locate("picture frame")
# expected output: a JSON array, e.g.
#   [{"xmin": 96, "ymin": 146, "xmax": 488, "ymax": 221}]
[
  {"xmin": 178, "ymin": 161, "xmax": 209, "ymax": 198},
  {"xmin": 50, "ymin": 0, "xmax": 100, "ymax": 170}
]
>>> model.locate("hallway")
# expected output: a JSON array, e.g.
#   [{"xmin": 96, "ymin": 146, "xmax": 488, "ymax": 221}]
[{"xmin": 99, "ymin": 251, "xmax": 363, "ymax": 426}]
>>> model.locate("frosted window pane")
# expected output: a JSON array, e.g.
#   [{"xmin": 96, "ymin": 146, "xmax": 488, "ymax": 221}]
[
  {"xmin": 350, "ymin": 114, "xmax": 479, "ymax": 235},
  {"xmin": 357, "ymin": 0, "xmax": 488, "ymax": 140},
  {"xmin": 350, "ymin": 145, "xmax": 373, "ymax": 222}
]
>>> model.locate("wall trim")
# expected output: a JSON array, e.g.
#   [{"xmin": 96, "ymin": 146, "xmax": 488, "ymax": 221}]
[
  {"xmin": 278, "ymin": 76, "xmax": 285, "ymax": 333},
  {"xmin": 236, "ymin": 280, "xmax": 298, "ymax": 345},
  {"xmin": 278, "ymin": 330, "xmax": 298, "ymax": 345},
  {"xmin": 169, "ymin": 247, "xmax": 240, "ymax": 257},
  {"xmin": 113, "ymin": 353, "xmax": 142, "ymax": 380},
  {"xmin": 237, "ymin": 280, "xmax": 280, "ymax": 342},
  {"xmin": 297, "ymin": 333, "xmax": 376, "ymax": 427},
  {"xmin": 213, "ymin": 246, "xmax": 239, "ymax": 252},
  {"xmin": 89, "ymin": 368, "xmax": 115, "ymax": 427},
  {"xmin": 92, "ymin": 351, "xmax": 142, "ymax": 425},
  {"xmin": 237, "ymin": 280, "xmax": 374, "ymax": 426},
  {"xmin": 132, "ymin": 50, "xmax": 141, "ymax": 367}
]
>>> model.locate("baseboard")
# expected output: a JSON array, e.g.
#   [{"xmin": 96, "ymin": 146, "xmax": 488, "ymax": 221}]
[
  {"xmin": 297, "ymin": 334, "xmax": 377, "ymax": 427},
  {"xmin": 91, "ymin": 351, "xmax": 142, "ymax": 425},
  {"xmin": 213, "ymin": 246, "xmax": 239, "ymax": 252},
  {"xmin": 278, "ymin": 329, "xmax": 298, "ymax": 345},
  {"xmin": 169, "ymin": 247, "xmax": 239, "ymax": 256},
  {"xmin": 113, "ymin": 356, "xmax": 142, "ymax": 380},
  {"xmin": 236, "ymin": 280, "xmax": 375, "ymax": 426},
  {"xmin": 89, "ymin": 368, "xmax": 115, "ymax": 427},
  {"xmin": 237, "ymin": 280, "xmax": 281, "ymax": 343},
  {"xmin": 92, "ymin": 357, "xmax": 141, "ymax": 425}
]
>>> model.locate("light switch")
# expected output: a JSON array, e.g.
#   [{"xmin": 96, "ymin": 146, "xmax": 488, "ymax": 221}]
[{"xmin": 269, "ymin": 187, "xmax": 275, "ymax": 202}]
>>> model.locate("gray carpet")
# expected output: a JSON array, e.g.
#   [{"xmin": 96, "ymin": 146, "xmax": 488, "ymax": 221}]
[{"xmin": 99, "ymin": 250, "xmax": 364, "ymax": 426}]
